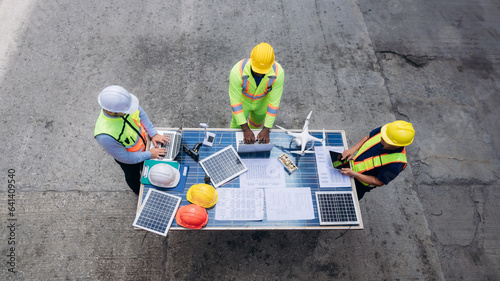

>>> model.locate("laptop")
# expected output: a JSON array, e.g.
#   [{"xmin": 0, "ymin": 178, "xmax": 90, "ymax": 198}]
[
  {"xmin": 150, "ymin": 128, "xmax": 182, "ymax": 161},
  {"xmin": 235, "ymin": 131, "xmax": 274, "ymax": 153}
]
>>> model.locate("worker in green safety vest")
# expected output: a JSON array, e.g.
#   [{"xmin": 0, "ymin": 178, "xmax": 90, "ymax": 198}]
[
  {"xmin": 94, "ymin": 85, "xmax": 169, "ymax": 195},
  {"xmin": 229, "ymin": 42, "xmax": 285, "ymax": 144},
  {"xmin": 338, "ymin": 121, "xmax": 415, "ymax": 200}
]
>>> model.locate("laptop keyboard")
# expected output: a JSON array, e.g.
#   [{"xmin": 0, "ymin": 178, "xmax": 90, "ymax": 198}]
[{"xmin": 158, "ymin": 132, "xmax": 181, "ymax": 160}]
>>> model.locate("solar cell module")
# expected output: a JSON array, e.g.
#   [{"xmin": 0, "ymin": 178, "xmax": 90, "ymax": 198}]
[
  {"xmin": 315, "ymin": 191, "xmax": 360, "ymax": 225},
  {"xmin": 133, "ymin": 189, "xmax": 181, "ymax": 236},
  {"xmin": 199, "ymin": 145, "xmax": 248, "ymax": 187}
]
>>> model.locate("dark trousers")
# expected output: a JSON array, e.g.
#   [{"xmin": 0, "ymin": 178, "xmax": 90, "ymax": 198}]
[
  {"xmin": 114, "ymin": 160, "xmax": 144, "ymax": 195},
  {"xmin": 355, "ymin": 179, "xmax": 376, "ymax": 200}
]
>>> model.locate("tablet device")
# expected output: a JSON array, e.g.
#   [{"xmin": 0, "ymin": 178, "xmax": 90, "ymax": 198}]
[{"xmin": 329, "ymin": 151, "xmax": 348, "ymax": 169}]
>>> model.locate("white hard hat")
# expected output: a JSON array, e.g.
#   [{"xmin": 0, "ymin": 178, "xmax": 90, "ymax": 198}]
[
  {"xmin": 148, "ymin": 163, "xmax": 180, "ymax": 188},
  {"xmin": 98, "ymin": 85, "xmax": 139, "ymax": 114}
]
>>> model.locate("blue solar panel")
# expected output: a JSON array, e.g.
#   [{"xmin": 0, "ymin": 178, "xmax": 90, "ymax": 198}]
[
  {"xmin": 315, "ymin": 191, "xmax": 359, "ymax": 225},
  {"xmin": 138, "ymin": 128, "xmax": 362, "ymax": 230},
  {"xmin": 133, "ymin": 189, "xmax": 181, "ymax": 236},
  {"xmin": 199, "ymin": 146, "xmax": 247, "ymax": 187}
]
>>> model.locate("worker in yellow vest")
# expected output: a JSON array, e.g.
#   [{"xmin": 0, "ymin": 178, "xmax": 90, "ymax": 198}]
[
  {"xmin": 229, "ymin": 42, "xmax": 285, "ymax": 144},
  {"xmin": 339, "ymin": 121, "xmax": 415, "ymax": 200},
  {"xmin": 94, "ymin": 85, "xmax": 169, "ymax": 194}
]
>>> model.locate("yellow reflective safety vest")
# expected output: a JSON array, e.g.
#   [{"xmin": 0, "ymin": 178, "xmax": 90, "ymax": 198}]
[
  {"xmin": 229, "ymin": 58, "xmax": 284, "ymax": 128},
  {"xmin": 352, "ymin": 133, "xmax": 407, "ymax": 186},
  {"xmin": 94, "ymin": 109, "xmax": 147, "ymax": 152}
]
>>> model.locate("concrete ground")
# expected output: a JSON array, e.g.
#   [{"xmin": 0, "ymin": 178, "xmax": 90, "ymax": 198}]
[{"xmin": 0, "ymin": 0, "xmax": 498, "ymax": 280}]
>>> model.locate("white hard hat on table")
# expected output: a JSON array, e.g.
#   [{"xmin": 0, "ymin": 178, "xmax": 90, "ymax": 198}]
[
  {"xmin": 98, "ymin": 85, "xmax": 139, "ymax": 114},
  {"xmin": 148, "ymin": 163, "xmax": 180, "ymax": 188}
]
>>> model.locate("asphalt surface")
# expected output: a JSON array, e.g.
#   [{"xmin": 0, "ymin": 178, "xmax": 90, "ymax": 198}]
[{"xmin": 0, "ymin": 0, "xmax": 499, "ymax": 280}]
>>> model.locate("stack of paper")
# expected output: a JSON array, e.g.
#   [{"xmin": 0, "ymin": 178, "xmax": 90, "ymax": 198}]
[{"xmin": 215, "ymin": 188, "xmax": 265, "ymax": 221}]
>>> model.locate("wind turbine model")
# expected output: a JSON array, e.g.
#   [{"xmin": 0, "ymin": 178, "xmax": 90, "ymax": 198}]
[{"xmin": 276, "ymin": 111, "xmax": 325, "ymax": 155}]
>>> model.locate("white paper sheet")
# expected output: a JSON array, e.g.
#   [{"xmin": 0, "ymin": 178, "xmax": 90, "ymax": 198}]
[
  {"xmin": 239, "ymin": 158, "xmax": 286, "ymax": 189},
  {"xmin": 314, "ymin": 146, "xmax": 351, "ymax": 187},
  {"xmin": 265, "ymin": 188, "xmax": 315, "ymax": 220},
  {"xmin": 215, "ymin": 188, "xmax": 265, "ymax": 221}
]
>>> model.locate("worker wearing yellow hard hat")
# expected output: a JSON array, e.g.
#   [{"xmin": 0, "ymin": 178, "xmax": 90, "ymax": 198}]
[
  {"xmin": 338, "ymin": 120, "xmax": 415, "ymax": 200},
  {"xmin": 229, "ymin": 42, "xmax": 285, "ymax": 144}
]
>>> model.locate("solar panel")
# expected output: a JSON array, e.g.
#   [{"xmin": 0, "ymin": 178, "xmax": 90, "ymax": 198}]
[
  {"xmin": 133, "ymin": 189, "xmax": 181, "ymax": 236},
  {"xmin": 199, "ymin": 145, "xmax": 248, "ymax": 187},
  {"xmin": 315, "ymin": 191, "xmax": 359, "ymax": 225}
]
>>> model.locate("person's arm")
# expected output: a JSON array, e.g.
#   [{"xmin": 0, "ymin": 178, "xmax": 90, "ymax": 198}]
[
  {"xmin": 138, "ymin": 106, "xmax": 157, "ymax": 138},
  {"xmin": 96, "ymin": 135, "xmax": 166, "ymax": 163},
  {"xmin": 340, "ymin": 168, "xmax": 384, "ymax": 187},
  {"xmin": 229, "ymin": 62, "xmax": 247, "ymax": 126},
  {"xmin": 138, "ymin": 106, "xmax": 170, "ymax": 148},
  {"xmin": 263, "ymin": 63, "xmax": 284, "ymax": 129},
  {"xmin": 96, "ymin": 134, "xmax": 151, "ymax": 164},
  {"xmin": 229, "ymin": 62, "xmax": 256, "ymax": 144},
  {"xmin": 342, "ymin": 135, "xmax": 369, "ymax": 161}
]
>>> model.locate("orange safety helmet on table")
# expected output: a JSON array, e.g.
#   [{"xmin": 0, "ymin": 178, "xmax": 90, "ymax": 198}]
[{"xmin": 175, "ymin": 204, "xmax": 209, "ymax": 229}]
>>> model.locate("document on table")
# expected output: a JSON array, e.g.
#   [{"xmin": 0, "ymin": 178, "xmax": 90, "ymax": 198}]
[
  {"xmin": 215, "ymin": 188, "xmax": 265, "ymax": 221},
  {"xmin": 239, "ymin": 158, "xmax": 286, "ymax": 189},
  {"xmin": 265, "ymin": 188, "xmax": 315, "ymax": 220},
  {"xmin": 314, "ymin": 146, "xmax": 351, "ymax": 188}
]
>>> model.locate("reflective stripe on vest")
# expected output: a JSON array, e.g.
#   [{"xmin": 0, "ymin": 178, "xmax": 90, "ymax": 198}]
[
  {"xmin": 266, "ymin": 104, "xmax": 279, "ymax": 117},
  {"xmin": 231, "ymin": 102, "xmax": 243, "ymax": 115},
  {"xmin": 94, "ymin": 110, "xmax": 147, "ymax": 152},
  {"xmin": 248, "ymin": 117, "xmax": 263, "ymax": 128},
  {"xmin": 123, "ymin": 116, "xmax": 147, "ymax": 152},
  {"xmin": 240, "ymin": 59, "xmax": 278, "ymax": 101},
  {"xmin": 352, "ymin": 133, "xmax": 407, "ymax": 186}
]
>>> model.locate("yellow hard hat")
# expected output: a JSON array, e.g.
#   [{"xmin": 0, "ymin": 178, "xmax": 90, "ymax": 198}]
[
  {"xmin": 186, "ymin": 184, "xmax": 218, "ymax": 208},
  {"xmin": 381, "ymin": 120, "xmax": 415, "ymax": 147},
  {"xmin": 250, "ymin": 42, "xmax": 275, "ymax": 74}
]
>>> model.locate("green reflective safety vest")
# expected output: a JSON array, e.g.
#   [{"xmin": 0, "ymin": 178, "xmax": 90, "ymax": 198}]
[
  {"xmin": 94, "ymin": 109, "xmax": 147, "ymax": 152},
  {"xmin": 229, "ymin": 58, "xmax": 284, "ymax": 128},
  {"xmin": 352, "ymin": 133, "xmax": 407, "ymax": 186}
]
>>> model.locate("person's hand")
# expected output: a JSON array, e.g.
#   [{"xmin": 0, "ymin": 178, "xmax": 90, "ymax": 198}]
[
  {"xmin": 243, "ymin": 130, "xmax": 256, "ymax": 144},
  {"xmin": 340, "ymin": 168, "xmax": 356, "ymax": 177},
  {"xmin": 256, "ymin": 127, "xmax": 270, "ymax": 144},
  {"xmin": 241, "ymin": 124, "xmax": 255, "ymax": 144},
  {"xmin": 150, "ymin": 147, "xmax": 167, "ymax": 159},
  {"xmin": 151, "ymin": 134, "xmax": 170, "ymax": 148},
  {"xmin": 341, "ymin": 148, "xmax": 356, "ymax": 161}
]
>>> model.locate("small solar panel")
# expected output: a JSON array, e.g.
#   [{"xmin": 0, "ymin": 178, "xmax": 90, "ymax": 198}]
[
  {"xmin": 199, "ymin": 145, "xmax": 248, "ymax": 187},
  {"xmin": 133, "ymin": 189, "xmax": 181, "ymax": 236},
  {"xmin": 315, "ymin": 191, "xmax": 359, "ymax": 225}
]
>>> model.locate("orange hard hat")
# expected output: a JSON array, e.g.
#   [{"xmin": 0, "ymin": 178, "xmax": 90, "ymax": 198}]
[{"xmin": 175, "ymin": 204, "xmax": 209, "ymax": 229}]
